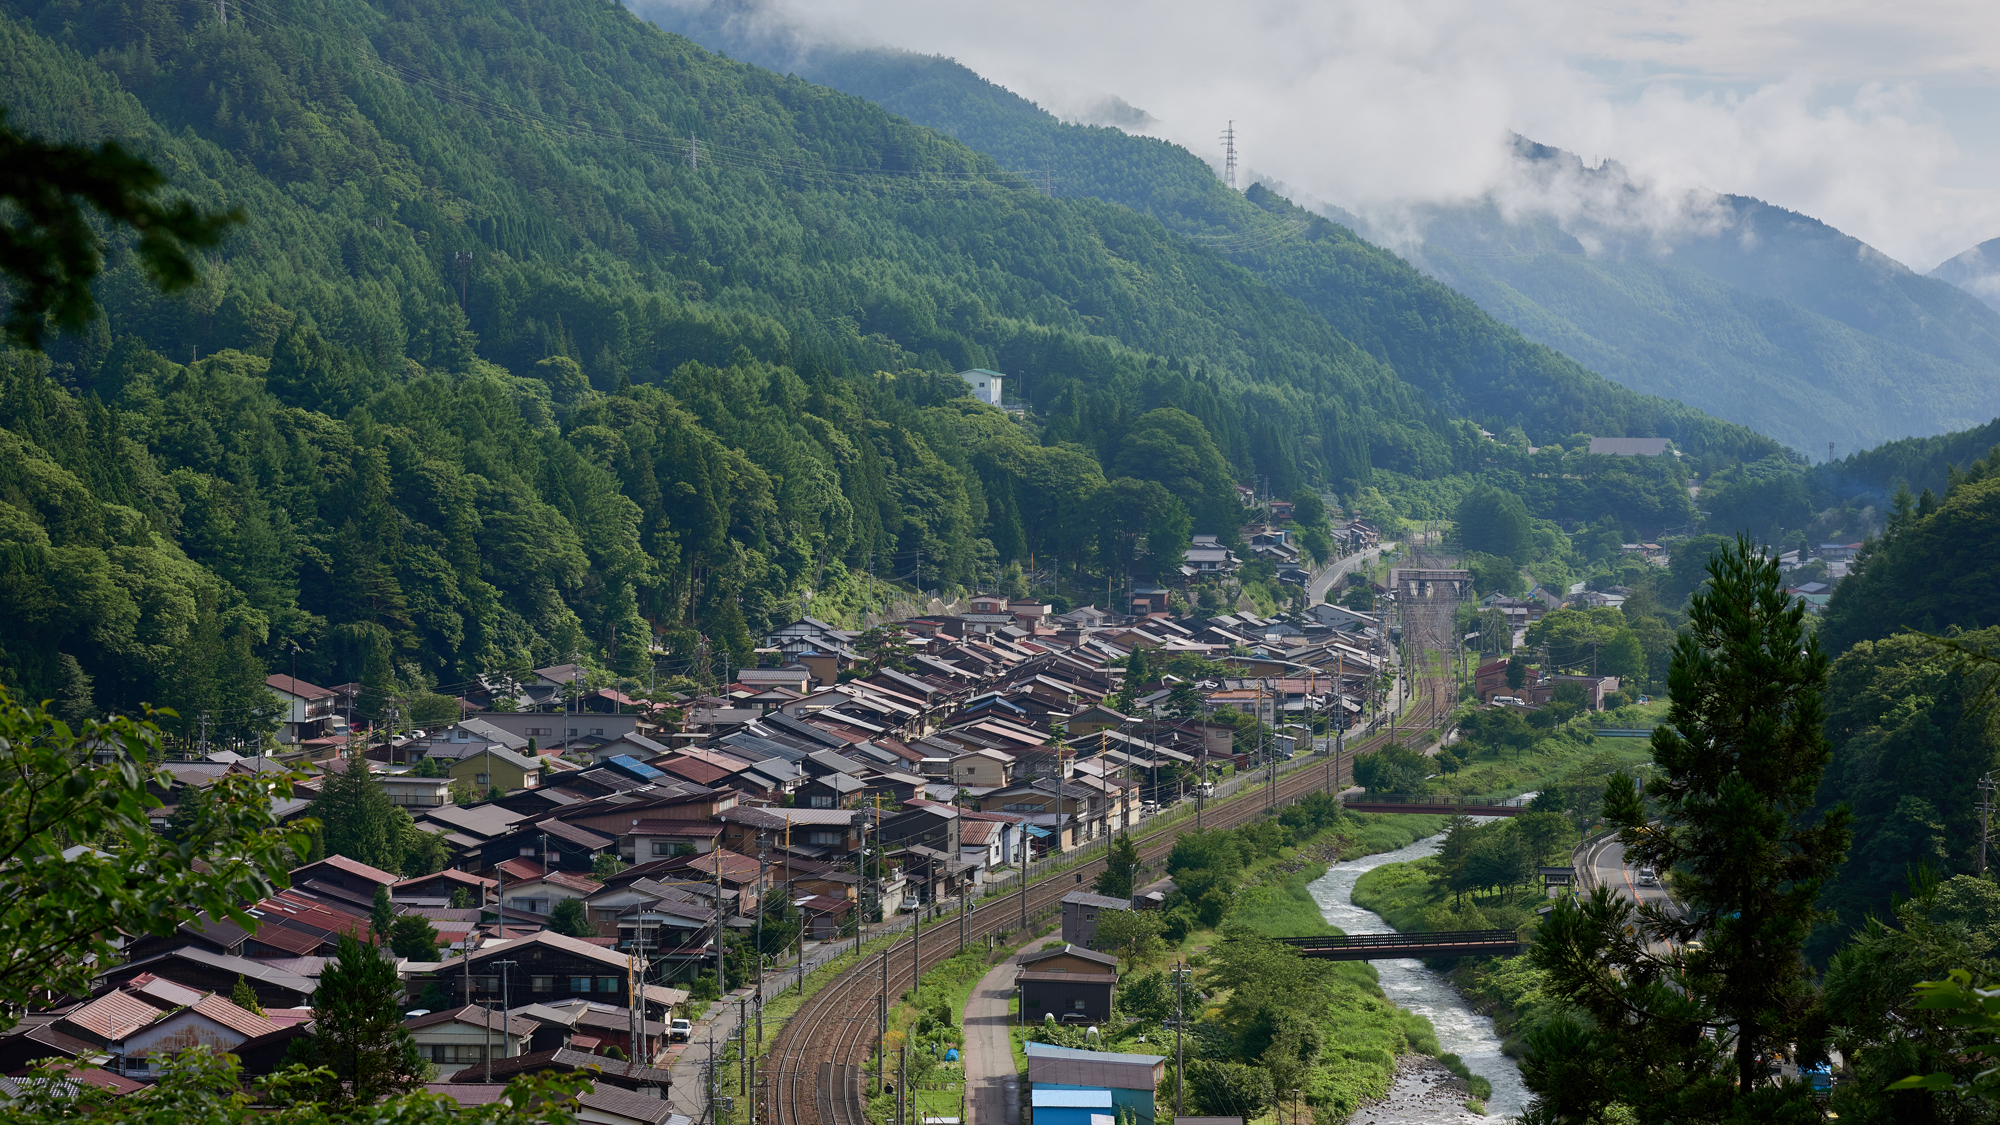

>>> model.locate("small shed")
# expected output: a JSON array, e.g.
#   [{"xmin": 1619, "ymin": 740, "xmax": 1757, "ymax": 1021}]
[
  {"xmin": 1030, "ymin": 1086, "xmax": 1113, "ymax": 1125},
  {"xmin": 1018, "ymin": 945, "xmax": 1118, "ymax": 1024},
  {"xmin": 1027, "ymin": 1043, "xmax": 1166, "ymax": 1125},
  {"xmin": 1060, "ymin": 891, "xmax": 1132, "ymax": 950}
]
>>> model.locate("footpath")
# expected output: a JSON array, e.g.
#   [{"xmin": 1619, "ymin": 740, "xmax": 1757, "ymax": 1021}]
[{"xmin": 961, "ymin": 946, "xmax": 1032, "ymax": 1125}]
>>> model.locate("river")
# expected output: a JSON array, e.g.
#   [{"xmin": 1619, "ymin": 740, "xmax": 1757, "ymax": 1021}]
[{"xmin": 1309, "ymin": 830, "xmax": 1530, "ymax": 1123}]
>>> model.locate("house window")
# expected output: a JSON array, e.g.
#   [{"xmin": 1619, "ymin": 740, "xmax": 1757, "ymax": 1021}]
[
  {"xmin": 571, "ymin": 977, "xmax": 593, "ymax": 992},
  {"xmin": 520, "ymin": 847, "xmax": 536, "ymax": 856},
  {"xmin": 808, "ymin": 795, "xmax": 833, "ymax": 809},
  {"xmin": 1072, "ymin": 999, "xmax": 1087, "ymax": 1010},
  {"xmin": 597, "ymin": 977, "xmax": 620, "ymax": 993},
  {"xmin": 476, "ymin": 773, "xmax": 491, "ymax": 785},
  {"xmin": 591, "ymin": 728, "xmax": 604, "ymax": 736},
  {"xmin": 653, "ymin": 841, "xmax": 674, "ymax": 856},
  {"xmin": 807, "ymin": 831, "xmax": 842, "ymax": 845},
  {"xmin": 531, "ymin": 976, "xmax": 553, "ymax": 992}
]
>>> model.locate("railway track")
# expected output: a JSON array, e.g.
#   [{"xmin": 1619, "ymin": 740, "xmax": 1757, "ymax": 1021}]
[{"xmin": 760, "ymin": 665, "xmax": 1458, "ymax": 1125}]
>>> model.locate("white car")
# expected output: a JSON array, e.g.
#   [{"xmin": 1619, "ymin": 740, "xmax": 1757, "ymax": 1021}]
[
  {"xmin": 1637, "ymin": 867, "xmax": 1657, "ymax": 887},
  {"xmin": 668, "ymin": 1018, "xmax": 692, "ymax": 1043}
]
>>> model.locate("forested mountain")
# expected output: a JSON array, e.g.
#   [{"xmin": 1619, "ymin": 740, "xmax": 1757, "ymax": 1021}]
[
  {"xmin": 1401, "ymin": 144, "xmax": 2000, "ymax": 454},
  {"xmin": 631, "ymin": 1, "xmax": 1780, "ymax": 467},
  {"xmin": 1932, "ymin": 236, "xmax": 2000, "ymax": 314},
  {"xmin": 655, "ymin": 6, "xmax": 2000, "ymax": 456},
  {"xmin": 0, "ymin": 0, "xmax": 1781, "ymax": 731}
]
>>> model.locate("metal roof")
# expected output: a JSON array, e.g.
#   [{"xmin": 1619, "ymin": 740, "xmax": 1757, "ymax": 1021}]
[{"xmin": 1030, "ymin": 1088, "xmax": 1115, "ymax": 1107}]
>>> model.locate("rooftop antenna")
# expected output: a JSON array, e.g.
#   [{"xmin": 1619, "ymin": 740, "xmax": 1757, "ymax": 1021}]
[{"xmin": 1220, "ymin": 121, "xmax": 1238, "ymax": 191}]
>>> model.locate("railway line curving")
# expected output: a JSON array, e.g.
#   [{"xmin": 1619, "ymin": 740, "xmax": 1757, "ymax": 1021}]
[{"xmin": 760, "ymin": 665, "xmax": 1459, "ymax": 1125}]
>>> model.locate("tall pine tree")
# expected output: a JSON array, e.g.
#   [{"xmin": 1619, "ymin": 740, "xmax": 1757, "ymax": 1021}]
[
  {"xmin": 1526, "ymin": 537, "xmax": 1851, "ymax": 1122},
  {"xmin": 284, "ymin": 934, "xmax": 424, "ymax": 1106},
  {"xmin": 307, "ymin": 751, "xmax": 404, "ymax": 874}
]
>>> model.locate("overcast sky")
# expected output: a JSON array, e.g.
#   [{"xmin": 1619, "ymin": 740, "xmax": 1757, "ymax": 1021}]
[{"xmin": 685, "ymin": 0, "xmax": 2000, "ymax": 271}]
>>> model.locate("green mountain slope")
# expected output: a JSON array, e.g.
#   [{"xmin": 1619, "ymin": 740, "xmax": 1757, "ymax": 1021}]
[
  {"xmin": 0, "ymin": 0, "xmax": 1774, "ymax": 728},
  {"xmin": 1931, "ymin": 236, "xmax": 2000, "ymax": 314},
  {"xmin": 0, "ymin": 0, "xmax": 1410, "ymax": 720},
  {"xmin": 634, "ymin": 4, "xmax": 1779, "ymax": 465},
  {"xmin": 661, "ymin": 9, "xmax": 2000, "ymax": 456}
]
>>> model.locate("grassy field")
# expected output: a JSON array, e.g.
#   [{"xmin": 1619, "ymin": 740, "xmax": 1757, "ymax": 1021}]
[{"xmin": 1438, "ymin": 728, "xmax": 1656, "ymax": 816}]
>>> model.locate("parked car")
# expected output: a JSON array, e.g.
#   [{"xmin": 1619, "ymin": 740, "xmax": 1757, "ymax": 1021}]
[{"xmin": 669, "ymin": 1018, "xmax": 693, "ymax": 1043}]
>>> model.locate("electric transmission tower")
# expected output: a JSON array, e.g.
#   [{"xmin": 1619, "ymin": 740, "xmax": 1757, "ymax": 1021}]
[{"xmin": 1220, "ymin": 121, "xmax": 1238, "ymax": 191}]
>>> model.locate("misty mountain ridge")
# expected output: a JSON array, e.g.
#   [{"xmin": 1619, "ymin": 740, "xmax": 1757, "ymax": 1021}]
[
  {"xmin": 1931, "ymin": 236, "xmax": 2000, "ymax": 314},
  {"xmin": 647, "ymin": 1, "xmax": 2000, "ymax": 456},
  {"xmin": 1363, "ymin": 136, "xmax": 2000, "ymax": 454}
]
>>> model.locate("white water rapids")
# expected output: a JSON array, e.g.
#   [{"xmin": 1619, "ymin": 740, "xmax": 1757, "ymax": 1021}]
[{"xmin": 1308, "ymin": 830, "xmax": 1531, "ymax": 1123}]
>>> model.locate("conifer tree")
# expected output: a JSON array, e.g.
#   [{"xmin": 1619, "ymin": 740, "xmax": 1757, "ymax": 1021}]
[
  {"xmin": 370, "ymin": 884, "xmax": 395, "ymax": 942},
  {"xmin": 230, "ymin": 974, "xmax": 264, "ymax": 1016},
  {"xmin": 1526, "ymin": 537, "xmax": 1851, "ymax": 1121},
  {"xmin": 308, "ymin": 752, "xmax": 404, "ymax": 874},
  {"xmin": 1094, "ymin": 833, "xmax": 1142, "ymax": 899},
  {"xmin": 548, "ymin": 897, "xmax": 594, "ymax": 938},
  {"xmin": 387, "ymin": 915, "xmax": 440, "ymax": 961},
  {"xmin": 284, "ymin": 934, "xmax": 424, "ymax": 1107}
]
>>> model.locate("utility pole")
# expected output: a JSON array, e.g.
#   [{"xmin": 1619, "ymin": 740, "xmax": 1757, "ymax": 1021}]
[
  {"xmin": 1983, "ymin": 772, "xmax": 1998, "ymax": 876},
  {"xmin": 876, "ymin": 950, "xmax": 888, "ymax": 1096},
  {"xmin": 1016, "ymin": 812, "xmax": 1032, "ymax": 928},
  {"xmin": 1172, "ymin": 961, "xmax": 1187, "ymax": 1115},
  {"xmin": 756, "ymin": 831, "xmax": 769, "ymax": 992},
  {"xmin": 715, "ymin": 849, "xmax": 726, "ymax": 990}
]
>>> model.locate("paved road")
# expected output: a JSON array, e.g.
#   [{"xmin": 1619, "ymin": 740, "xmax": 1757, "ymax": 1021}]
[
  {"xmin": 1580, "ymin": 833, "xmax": 1676, "ymax": 915},
  {"xmin": 1308, "ymin": 543, "xmax": 1393, "ymax": 606},
  {"xmin": 962, "ymin": 948, "xmax": 1030, "ymax": 1125}
]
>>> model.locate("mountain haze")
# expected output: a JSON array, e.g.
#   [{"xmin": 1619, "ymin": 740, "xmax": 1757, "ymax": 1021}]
[
  {"xmin": 653, "ymin": 6, "xmax": 2000, "ymax": 456},
  {"xmin": 1932, "ymin": 236, "xmax": 2000, "ymax": 314},
  {"xmin": 631, "ymin": 1, "xmax": 1780, "ymax": 464}
]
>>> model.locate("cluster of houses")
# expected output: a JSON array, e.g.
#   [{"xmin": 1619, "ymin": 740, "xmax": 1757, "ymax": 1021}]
[
  {"xmin": 13, "ymin": 586, "xmax": 1403, "ymax": 1108},
  {"xmin": 1, "ymin": 850, "xmax": 686, "ymax": 1122}
]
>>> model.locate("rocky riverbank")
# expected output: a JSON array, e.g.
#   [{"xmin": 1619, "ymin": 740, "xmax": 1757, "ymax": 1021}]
[{"xmin": 1350, "ymin": 1055, "xmax": 1489, "ymax": 1124}]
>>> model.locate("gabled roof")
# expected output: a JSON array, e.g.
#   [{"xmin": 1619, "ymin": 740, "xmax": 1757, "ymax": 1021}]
[
  {"xmin": 265, "ymin": 674, "xmax": 334, "ymax": 700},
  {"xmin": 184, "ymin": 993, "xmax": 284, "ymax": 1038},
  {"xmin": 1060, "ymin": 891, "xmax": 1132, "ymax": 910},
  {"xmin": 531, "ymin": 818, "xmax": 616, "ymax": 851},
  {"xmin": 443, "ymin": 1047, "xmax": 671, "ymax": 1089},
  {"xmin": 297, "ymin": 854, "xmax": 401, "ymax": 887},
  {"xmin": 454, "ymin": 929, "xmax": 642, "ymax": 974},
  {"xmin": 1020, "ymin": 943, "xmax": 1118, "ymax": 970},
  {"xmin": 406, "ymin": 1005, "xmax": 538, "ymax": 1039},
  {"xmin": 62, "ymin": 993, "xmax": 164, "ymax": 1041}
]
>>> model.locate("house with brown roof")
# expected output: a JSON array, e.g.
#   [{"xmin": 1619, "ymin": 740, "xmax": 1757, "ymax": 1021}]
[
  {"xmin": 434, "ymin": 931, "xmax": 687, "ymax": 1014},
  {"xmin": 1016, "ymin": 944, "xmax": 1118, "ymax": 1024},
  {"xmin": 266, "ymin": 675, "xmax": 338, "ymax": 746},
  {"xmin": 406, "ymin": 1006, "xmax": 538, "ymax": 1070},
  {"xmin": 501, "ymin": 869, "xmax": 605, "ymax": 919},
  {"xmin": 58, "ymin": 977, "xmax": 281, "ymax": 1079},
  {"xmin": 444, "ymin": 1047, "xmax": 671, "ymax": 1093}
]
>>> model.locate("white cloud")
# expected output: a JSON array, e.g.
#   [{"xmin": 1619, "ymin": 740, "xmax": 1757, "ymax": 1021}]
[{"xmin": 660, "ymin": 0, "xmax": 2000, "ymax": 270}]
